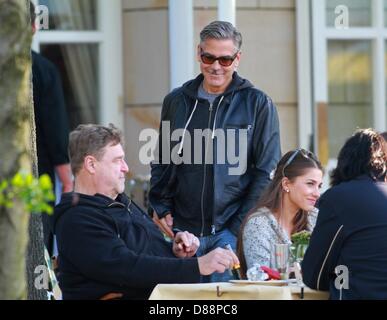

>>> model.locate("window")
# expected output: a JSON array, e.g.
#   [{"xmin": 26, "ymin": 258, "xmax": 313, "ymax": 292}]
[
  {"xmin": 32, "ymin": 0, "xmax": 123, "ymax": 129},
  {"xmin": 312, "ymin": 0, "xmax": 387, "ymax": 161}
]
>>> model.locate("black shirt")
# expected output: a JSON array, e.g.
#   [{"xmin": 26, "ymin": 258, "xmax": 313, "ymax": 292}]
[{"xmin": 32, "ymin": 50, "xmax": 69, "ymax": 182}]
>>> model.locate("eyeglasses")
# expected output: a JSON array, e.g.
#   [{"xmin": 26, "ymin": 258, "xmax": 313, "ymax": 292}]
[
  {"xmin": 282, "ymin": 148, "xmax": 311, "ymax": 177},
  {"xmin": 200, "ymin": 48, "xmax": 239, "ymax": 67}
]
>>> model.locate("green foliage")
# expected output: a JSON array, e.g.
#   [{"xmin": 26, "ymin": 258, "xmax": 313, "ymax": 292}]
[
  {"xmin": 290, "ymin": 231, "xmax": 312, "ymax": 262},
  {"xmin": 0, "ymin": 172, "xmax": 55, "ymax": 214},
  {"xmin": 291, "ymin": 230, "xmax": 311, "ymax": 246}
]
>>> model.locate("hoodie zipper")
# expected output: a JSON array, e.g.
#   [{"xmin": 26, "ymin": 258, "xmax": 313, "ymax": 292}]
[
  {"xmin": 200, "ymin": 95, "xmax": 225, "ymax": 237},
  {"xmin": 211, "ymin": 96, "xmax": 224, "ymax": 139},
  {"xmin": 201, "ymin": 99, "xmax": 225, "ymax": 237},
  {"xmin": 200, "ymin": 102, "xmax": 214, "ymax": 237},
  {"xmin": 210, "ymin": 96, "xmax": 224, "ymax": 235}
]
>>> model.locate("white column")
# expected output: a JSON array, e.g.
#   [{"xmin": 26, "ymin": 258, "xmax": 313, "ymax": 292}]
[
  {"xmin": 372, "ymin": 0, "xmax": 386, "ymax": 132},
  {"xmin": 312, "ymin": 0, "xmax": 328, "ymax": 105},
  {"xmin": 99, "ymin": 0, "xmax": 123, "ymax": 129},
  {"xmin": 168, "ymin": 0, "xmax": 194, "ymax": 90},
  {"xmin": 312, "ymin": 0, "xmax": 328, "ymax": 154},
  {"xmin": 296, "ymin": 0, "xmax": 313, "ymax": 149},
  {"xmin": 218, "ymin": 0, "xmax": 236, "ymax": 26}
]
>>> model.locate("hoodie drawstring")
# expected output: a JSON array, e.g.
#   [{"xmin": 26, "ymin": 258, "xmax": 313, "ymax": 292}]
[
  {"xmin": 211, "ymin": 96, "xmax": 224, "ymax": 139},
  {"xmin": 178, "ymin": 95, "xmax": 224, "ymax": 155},
  {"xmin": 178, "ymin": 99, "xmax": 198, "ymax": 155}
]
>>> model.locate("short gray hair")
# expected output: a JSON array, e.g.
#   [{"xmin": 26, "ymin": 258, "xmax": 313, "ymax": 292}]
[
  {"xmin": 200, "ymin": 21, "xmax": 242, "ymax": 50},
  {"xmin": 69, "ymin": 123, "xmax": 123, "ymax": 175}
]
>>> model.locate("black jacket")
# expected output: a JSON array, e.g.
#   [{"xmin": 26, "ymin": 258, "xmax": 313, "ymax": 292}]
[
  {"xmin": 53, "ymin": 192, "xmax": 200, "ymax": 300},
  {"xmin": 149, "ymin": 72, "xmax": 281, "ymax": 236},
  {"xmin": 302, "ymin": 175, "xmax": 387, "ymax": 299}
]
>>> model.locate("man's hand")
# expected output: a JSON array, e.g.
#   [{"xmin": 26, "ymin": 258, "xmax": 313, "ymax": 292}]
[
  {"xmin": 152, "ymin": 212, "xmax": 174, "ymax": 239},
  {"xmin": 197, "ymin": 248, "xmax": 240, "ymax": 276},
  {"xmin": 172, "ymin": 231, "xmax": 200, "ymax": 258}
]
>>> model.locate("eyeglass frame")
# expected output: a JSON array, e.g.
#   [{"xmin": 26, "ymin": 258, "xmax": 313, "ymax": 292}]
[
  {"xmin": 199, "ymin": 47, "xmax": 240, "ymax": 67},
  {"xmin": 282, "ymin": 148, "xmax": 311, "ymax": 178}
]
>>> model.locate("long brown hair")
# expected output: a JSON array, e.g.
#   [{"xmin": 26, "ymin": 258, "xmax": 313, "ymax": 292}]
[{"xmin": 236, "ymin": 149, "xmax": 323, "ymax": 278}]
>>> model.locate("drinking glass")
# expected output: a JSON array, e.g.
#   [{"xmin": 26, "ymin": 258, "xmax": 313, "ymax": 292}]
[{"xmin": 272, "ymin": 243, "xmax": 290, "ymax": 280}]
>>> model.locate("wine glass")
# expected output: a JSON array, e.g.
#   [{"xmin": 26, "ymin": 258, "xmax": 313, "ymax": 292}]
[
  {"xmin": 295, "ymin": 244, "xmax": 308, "ymax": 264},
  {"xmin": 293, "ymin": 244, "xmax": 308, "ymax": 296}
]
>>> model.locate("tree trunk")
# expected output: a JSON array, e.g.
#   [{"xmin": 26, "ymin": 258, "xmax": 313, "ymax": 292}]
[
  {"xmin": 0, "ymin": 0, "xmax": 33, "ymax": 299},
  {"xmin": 26, "ymin": 215, "xmax": 47, "ymax": 300},
  {"xmin": 24, "ymin": 0, "xmax": 48, "ymax": 300}
]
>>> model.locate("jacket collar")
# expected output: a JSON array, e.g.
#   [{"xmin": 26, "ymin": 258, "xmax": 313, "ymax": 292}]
[
  {"xmin": 94, "ymin": 192, "xmax": 131, "ymax": 207},
  {"xmin": 355, "ymin": 173, "xmax": 386, "ymax": 183},
  {"xmin": 181, "ymin": 72, "xmax": 253, "ymax": 104}
]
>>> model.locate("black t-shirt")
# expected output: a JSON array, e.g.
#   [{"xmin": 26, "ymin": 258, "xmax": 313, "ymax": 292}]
[{"xmin": 32, "ymin": 50, "xmax": 70, "ymax": 182}]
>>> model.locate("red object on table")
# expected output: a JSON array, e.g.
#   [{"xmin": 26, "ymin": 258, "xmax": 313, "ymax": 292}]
[{"xmin": 260, "ymin": 266, "xmax": 281, "ymax": 280}]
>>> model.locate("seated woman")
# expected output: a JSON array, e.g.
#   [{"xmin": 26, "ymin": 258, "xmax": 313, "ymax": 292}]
[
  {"xmin": 302, "ymin": 129, "xmax": 387, "ymax": 300},
  {"xmin": 237, "ymin": 149, "xmax": 323, "ymax": 277}
]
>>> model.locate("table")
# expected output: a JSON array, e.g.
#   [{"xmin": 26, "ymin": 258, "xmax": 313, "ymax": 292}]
[{"xmin": 149, "ymin": 282, "xmax": 329, "ymax": 300}]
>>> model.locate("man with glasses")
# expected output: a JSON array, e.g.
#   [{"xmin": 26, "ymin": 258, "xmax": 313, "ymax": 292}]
[{"xmin": 150, "ymin": 21, "xmax": 281, "ymax": 282}]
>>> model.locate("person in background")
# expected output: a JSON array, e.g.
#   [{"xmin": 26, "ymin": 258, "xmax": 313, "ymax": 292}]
[
  {"xmin": 237, "ymin": 149, "xmax": 323, "ymax": 277},
  {"xmin": 53, "ymin": 124, "xmax": 239, "ymax": 300},
  {"xmin": 302, "ymin": 128, "xmax": 387, "ymax": 300},
  {"xmin": 30, "ymin": 2, "xmax": 73, "ymax": 255},
  {"xmin": 149, "ymin": 20, "xmax": 281, "ymax": 282}
]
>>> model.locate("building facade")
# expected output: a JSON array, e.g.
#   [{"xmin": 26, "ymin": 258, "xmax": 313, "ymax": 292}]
[{"xmin": 32, "ymin": 0, "xmax": 387, "ymax": 200}]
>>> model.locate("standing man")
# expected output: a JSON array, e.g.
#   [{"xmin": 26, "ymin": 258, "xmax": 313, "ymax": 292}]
[
  {"xmin": 149, "ymin": 21, "xmax": 281, "ymax": 282},
  {"xmin": 30, "ymin": 2, "xmax": 73, "ymax": 255}
]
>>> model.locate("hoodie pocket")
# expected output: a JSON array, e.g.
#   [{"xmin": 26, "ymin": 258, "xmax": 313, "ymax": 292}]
[{"xmin": 225, "ymin": 123, "xmax": 252, "ymax": 131}]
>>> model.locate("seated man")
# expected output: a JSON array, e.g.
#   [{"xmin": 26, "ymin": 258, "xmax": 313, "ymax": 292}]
[{"xmin": 53, "ymin": 123, "xmax": 239, "ymax": 300}]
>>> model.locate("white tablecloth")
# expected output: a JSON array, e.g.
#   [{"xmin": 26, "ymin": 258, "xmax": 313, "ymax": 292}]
[{"xmin": 149, "ymin": 282, "xmax": 329, "ymax": 300}]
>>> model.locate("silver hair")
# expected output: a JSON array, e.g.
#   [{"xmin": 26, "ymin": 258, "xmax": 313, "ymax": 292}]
[{"xmin": 200, "ymin": 21, "xmax": 242, "ymax": 50}]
